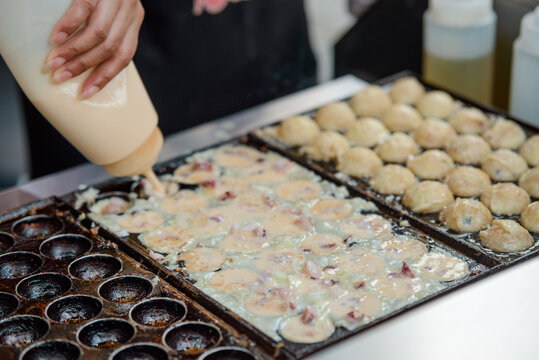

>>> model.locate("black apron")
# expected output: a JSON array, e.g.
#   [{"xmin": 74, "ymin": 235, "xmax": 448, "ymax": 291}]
[
  {"xmin": 335, "ymin": 0, "xmax": 427, "ymax": 82},
  {"xmin": 23, "ymin": 0, "xmax": 316, "ymax": 177}
]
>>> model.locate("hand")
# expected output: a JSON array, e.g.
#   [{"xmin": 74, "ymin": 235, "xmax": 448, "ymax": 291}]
[{"xmin": 47, "ymin": 0, "xmax": 145, "ymax": 99}]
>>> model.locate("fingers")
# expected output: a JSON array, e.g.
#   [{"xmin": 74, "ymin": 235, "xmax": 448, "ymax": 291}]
[
  {"xmin": 52, "ymin": 0, "xmax": 134, "ymax": 82},
  {"xmin": 48, "ymin": 0, "xmax": 144, "ymax": 99},
  {"xmin": 48, "ymin": 0, "xmax": 121, "ymax": 71},
  {"xmin": 81, "ymin": 16, "xmax": 143, "ymax": 99},
  {"xmin": 51, "ymin": 0, "xmax": 97, "ymax": 45}
]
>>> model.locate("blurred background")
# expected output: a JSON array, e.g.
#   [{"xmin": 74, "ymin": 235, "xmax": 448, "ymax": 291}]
[{"xmin": 0, "ymin": 0, "xmax": 536, "ymax": 190}]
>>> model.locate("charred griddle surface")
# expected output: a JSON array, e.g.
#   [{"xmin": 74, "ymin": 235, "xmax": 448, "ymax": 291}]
[{"xmin": 0, "ymin": 198, "xmax": 265, "ymax": 360}]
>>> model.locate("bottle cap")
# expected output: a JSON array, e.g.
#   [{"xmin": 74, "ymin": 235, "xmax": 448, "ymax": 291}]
[
  {"xmin": 519, "ymin": 5, "xmax": 539, "ymax": 54},
  {"xmin": 428, "ymin": 0, "xmax": 493, "ymax": 26}
]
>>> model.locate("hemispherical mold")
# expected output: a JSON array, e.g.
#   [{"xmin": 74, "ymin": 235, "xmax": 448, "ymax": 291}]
[
  {"xmin": 0, "ymin": 251, "xmax": 42, "ymax": 279},
  {"xmin": 98, "ymin": 276, "xmax": 153, "ymax": 304},
  {"xmin": 77, "ymin": 318, "xmax": 135, "ymax": 349},
  {"xmin": 200, "ymin": 347, "xmax": 257, "ymax": 360},
  {"xmin": 0, "ymin": 292, "xmax": 19, "ymax": 319},
  {"xmin": 20, "ymin": 340, "xmax": 81, "ymax": 360},
  {"xmin": 0, "ymin": 315, "xmax": 49, "ymax": 346},
  {"xmin": 68, "ymin": 254, "xmax": 122, "ymax": 280},
  {"xmin": 163, "ymin": 321, "xmax": 222, "ymax": 355},
  {"xmin": 11, "ymin": 215, "xmax": 63, "ymax": 240},
  {"xmin": 129, "ymin": 297, "xmax": 187, "ymax": 327},
  {"xmin": 16, "ymin": 273, "xmax": 71, "ymax": 300},
  {"xmin": 0, "ymin": 232, "xmax": 14, "ymax": 252},
  {"xmin": 39, "ymin": 234, "xmax": 92, "ymax": 260},
  {"xmin": 46, "ymin": 295, "xmax": 102, "ymax": 323},
  {"xmin": 110, "ymin": 343, "xmax": 168, "ymax": 360}
]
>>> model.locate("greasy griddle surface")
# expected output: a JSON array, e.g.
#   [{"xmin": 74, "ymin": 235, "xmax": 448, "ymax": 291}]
[
  {"xmin": 0, "ymin": 198, "xmax": 263, "ymax": 360},
  {"xmin": 66, "ymin": 137, "xmax": 490, "ymax": 359}
]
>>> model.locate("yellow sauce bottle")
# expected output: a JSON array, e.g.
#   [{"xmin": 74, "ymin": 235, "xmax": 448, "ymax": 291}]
[{"xmin": 423, "ymin": 0, "xmax": 497, "ymax": 105}]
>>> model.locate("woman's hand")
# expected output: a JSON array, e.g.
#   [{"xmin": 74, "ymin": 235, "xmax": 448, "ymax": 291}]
[{"xmin": 47, "ymin": 0, "xmax": 145, "ymax": 99}]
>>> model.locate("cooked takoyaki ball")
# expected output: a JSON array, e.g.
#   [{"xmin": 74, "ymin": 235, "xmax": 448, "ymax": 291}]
[
  {"xmin": 406, "ymin": 150, "xmax": 455, "ymax": 180},
  {"xmin": 481, "ymin": 149, "xmax": 528, "ymax": 182},
  {"xmin": 402, "ymin": 181, "xmax": 454, "ymax": 214},
  {"xmin": 445, "ymin": 134, "xmax": 491, "ymax": 165},
  {"xmin": 337, "ymin": 147, "xmax": 383, "ymax": 178},
  {"xmin": 443, "ymin": 166, "xmax": 491, "ymax": 197},
  {"xmin": 480, "ymin": 219, "xmax": 534, "ymax": 253},
  {"xmin": 482, "ymin": 118, "xmax": 526, "ymax": 150},
  {"xmin": 389, "ymin": 76, "xmax": 425, "ymax": 105},
  {"xmin": 349, "ymin": 85, "xmax": 392, "ymax": 117},
  {"xmin": 376, "ymin": 132, "xmax": 420, "ymax": 163},
  {"xmin": 519, "ymin": 166, "xmax": 539, "ymax": 198},
  {"xmin": 315, "ymin": 102, "xmax": 356, "ymax": 131},
  {"xmin": 520, "ymin": 202, "xmax": 539, "ymax": 234},
  {"xmin": 416, "ymin": 90, "xmax": 456, "ymax": 119},
  {"xmin": 369, "ymin": 164, "xmax": 417, "ymax": 195},
  {"xmin": 278, "ymin": 115, "xmax": 320, "ymax": 146},
  {"xmin": 448, "ymin": 108, "xmax": 489, "ymax": 134},
  {"xmin": 381, "ymin": 104, "xmax": 423, "ymax": 132},
  {"xmin": 345, "ymin": 117, "xmax": 389, "ymax": 147},
  {"xmin": 440, "ymin": 198, "xmax": 492, "ymax": 233},
  {"xmin": 519, "ymin": 135, "xmax": 539, "ymax": 167},
  {"xmin": 414, "ymin": 118, "xmax": 456, "ymax": 149},
  {"xmin": 480, "ymin": 183, "xmax": 531, "ymax": 215},
  {"xmin": 299, "ymin": 131, "xmax": 350, "ymax": 161}
]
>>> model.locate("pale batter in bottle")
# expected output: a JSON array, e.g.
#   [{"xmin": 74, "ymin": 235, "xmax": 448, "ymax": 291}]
[{"xmin": 0, "ymin": 0, "xmax": 164, "ymax": 192}]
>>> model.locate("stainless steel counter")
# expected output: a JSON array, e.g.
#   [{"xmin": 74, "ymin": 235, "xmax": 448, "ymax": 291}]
[{"xmin": 1, "ymin": 75, "xmax": 537, "ymax": 360}]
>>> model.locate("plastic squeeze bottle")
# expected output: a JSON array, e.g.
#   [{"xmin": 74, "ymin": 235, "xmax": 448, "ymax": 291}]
[
  {"xmin": 423, "ymin": 0, "xmax": 497, "ymax": 104},
  {"xmin": 509, "ymin": 5, "xmax": 539, "ymax": 127},
  {"xmin": 0, "ymin": 0, "xmax": 164, "ymax": 192}
]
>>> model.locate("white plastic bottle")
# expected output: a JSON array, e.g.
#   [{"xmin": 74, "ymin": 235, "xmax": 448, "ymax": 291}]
[
  {"xmin": 0, "ymin": 0, "xmax": 163, "ymax": 182},
  {"xmin": 509, "ymin": 6, "xmax": 539, "ymax": 127},
  {"xmin": 423, "ymin": 0, "xmax": 497, "ymax": 104}
]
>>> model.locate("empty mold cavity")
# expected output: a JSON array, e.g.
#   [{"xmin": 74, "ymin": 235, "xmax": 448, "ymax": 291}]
[
  {"xmin": 200, "ymin": 347, "xmax": 257, "ymax": 360},
  {"xmin": 98, "ymin": 276, "xmax": 153, "ymax": 304},
  {"xmin": 111, "ymin": 343, "xmax": 168, "ymax": 360},
  {"xmin": 0, "ymin": 315, "xmax": 49, "ymax": 346},
  {"xmin": 46, "ymin": 295, "xmax": 102, "ymax": 323},
  {"xmin": 0, "ymin": 252, "xmax": 42, "ymax": 279},
  {"xmin": 130, "ymin": 297, "xmax": 186, "ymax": 327},
  {"xmin": 68, "ymin": 254, "xmax": 121, "ymax": 280},
  {"xmin": 12, "ymin": 215, "xmax": 63, "ymax": 240},
  {"xmin": 21, "ymin": 340, "xmax": 81, "ymax": 360},
  {"xmin": 77, "ymin": 318, "xmax": 135, "ymax": 349},
  {"xmin": 163, "ymin": 321, "xmax": 222, "ymax": 355},
  {"xmin": 16, "ymin": 273, "xmax": 71, "ymax": 300},
  {"xmin": 0, "ymin": 232, "xmax": 14, "ymax": 252},
  {"xmin": 40, "ymin": 234, "xmax": 92, "ymax": 260},
  {"xmin": 0, "ymin": 292, "xmax": 19, "ymax": 319}
]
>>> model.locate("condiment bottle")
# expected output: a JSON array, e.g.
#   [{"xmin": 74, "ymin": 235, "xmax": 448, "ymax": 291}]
[
  {"xmin": 423, "ymin": 0, "xmax": 497, "ymax": 104},
  {"xmin": 509, "ymin": 5, "xmax": 539, "ymax": 127},
  {"xmin": 0, "ymin": 0, "xmax": 163, "ymax": 183}
]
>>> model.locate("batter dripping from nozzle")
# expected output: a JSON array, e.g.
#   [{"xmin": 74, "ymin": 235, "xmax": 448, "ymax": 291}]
[{"xmin": 142, "ymin": 169, "xmax": 166, "ymax": 197}]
